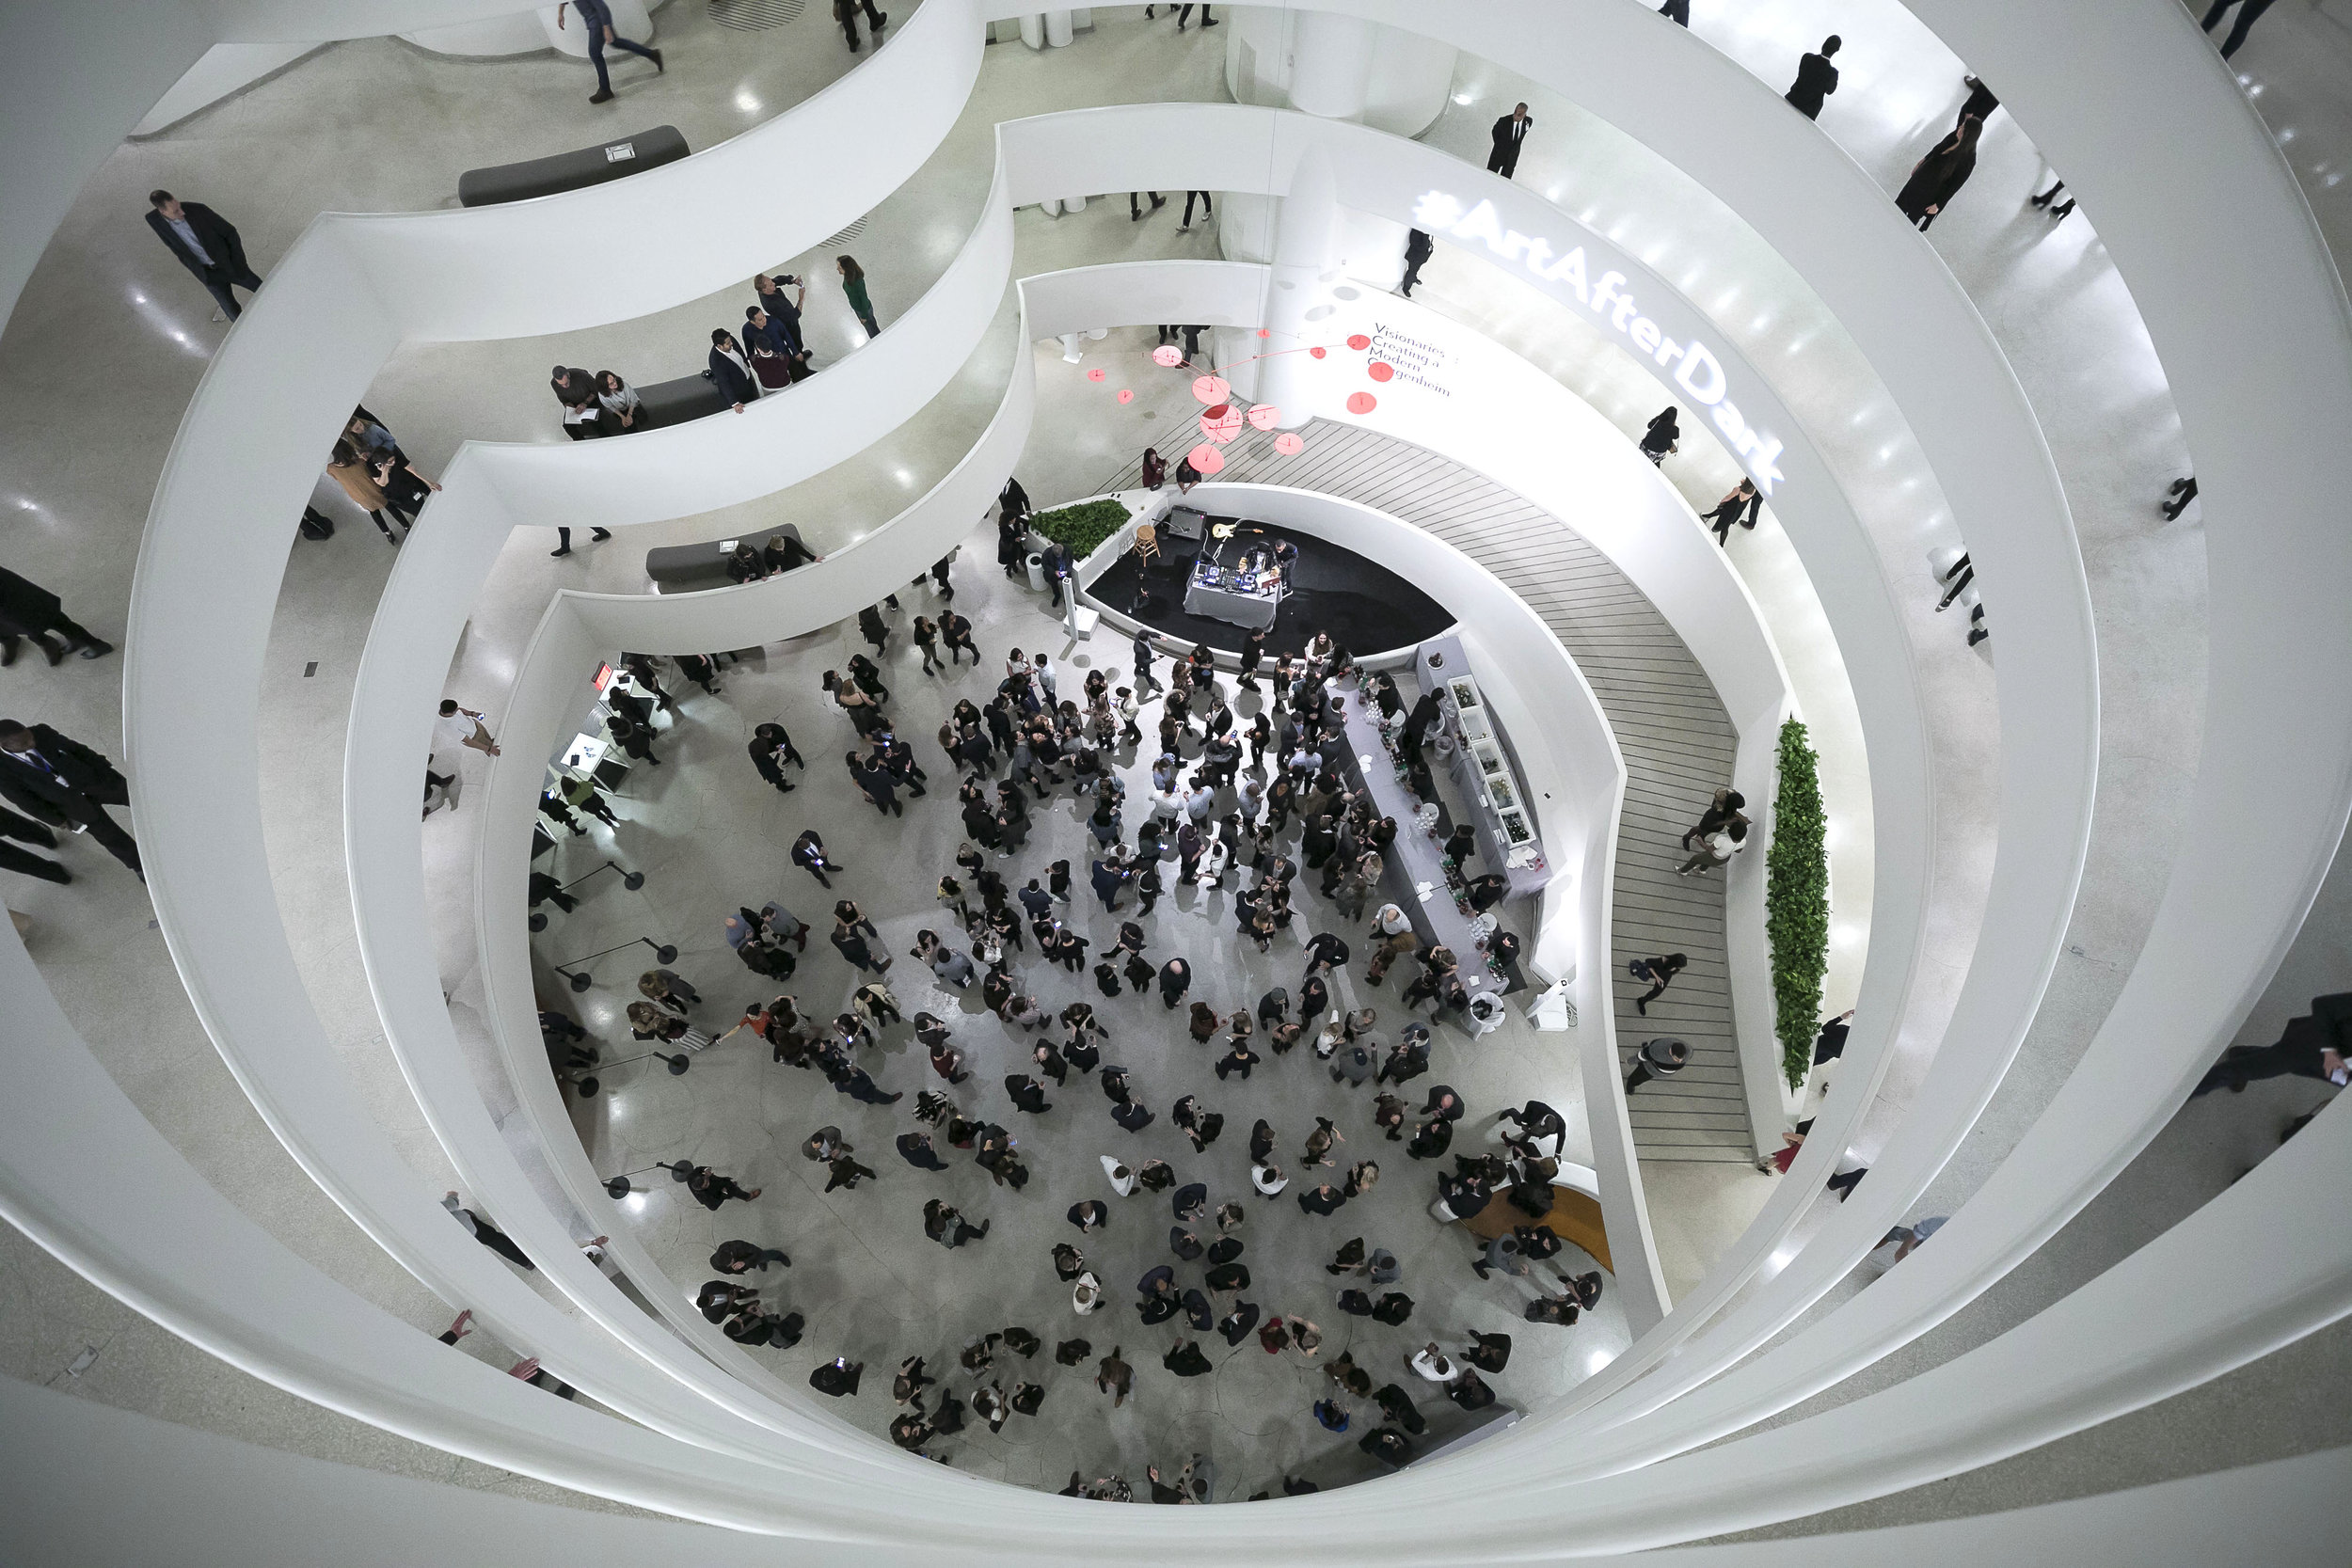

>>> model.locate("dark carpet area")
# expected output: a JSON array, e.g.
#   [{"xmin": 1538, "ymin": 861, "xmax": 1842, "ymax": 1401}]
[{"xmin": 1087, "ymin": 514, "xmax": 1454, "ymax": 657}]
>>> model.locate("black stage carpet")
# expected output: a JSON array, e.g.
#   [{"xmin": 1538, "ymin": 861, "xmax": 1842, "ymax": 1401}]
[{"xmin": 1089, "ymin": 515, "xmax": 1454, "ymax": 657}]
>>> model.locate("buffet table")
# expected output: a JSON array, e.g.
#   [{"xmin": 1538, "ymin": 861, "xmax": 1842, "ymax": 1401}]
[
  {"xmin": 1421, "ymin": 638, "xmax": 1554, "ymax": 902},
  {"xmin": 1338, "ymin": 683, "xmax": 1511, "ymax": 1003}
]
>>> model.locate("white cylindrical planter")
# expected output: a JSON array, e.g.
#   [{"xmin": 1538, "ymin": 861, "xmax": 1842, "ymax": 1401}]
[
  {"xmin": 1019, "ymin": 13, "xmax": 1046, "ymax": 49},
  {"xmin": 538, "ymin": 0, "xmax": 656, "ymax": 58},
  {"xmin": 1064, "ymin": 195, "xmax": 1088, "ymax": 212},
  {"xmin": 1288, "ymin": 11, "xmax": 1376, "ymax": 121},
  {"xmin": 1044, "ymin": 8, "xmax": 1074, "ymax": 47}
]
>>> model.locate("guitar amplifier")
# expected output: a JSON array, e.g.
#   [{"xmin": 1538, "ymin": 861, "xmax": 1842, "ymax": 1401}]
[{"xmin": 1164, "ymin": 505, "xmax": 1208, "ymax": 542}]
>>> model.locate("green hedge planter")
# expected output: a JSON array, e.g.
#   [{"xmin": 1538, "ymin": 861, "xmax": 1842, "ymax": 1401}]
[
  {"xmin": 1766, "ymin": 718, "xmax": 1829, "ymax": 1090},
  {"xmin": 1028, "ymin": 499, "xmax": 1132, "ymax": 559}
]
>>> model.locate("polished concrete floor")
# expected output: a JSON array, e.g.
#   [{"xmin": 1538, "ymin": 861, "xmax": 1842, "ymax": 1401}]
[
  {"xmin": 0, "ymin": 0, "xmax": 2342, "ymax": 1528},
  {"xmin": 537, "ymin": 509, "xmax": 1628, "ymax": 1497}
]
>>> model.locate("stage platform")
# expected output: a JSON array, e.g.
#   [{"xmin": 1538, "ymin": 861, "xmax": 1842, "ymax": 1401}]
[{"xmin": 1085, "ymin": 514, "xmax": 1454, "ymax": 657}]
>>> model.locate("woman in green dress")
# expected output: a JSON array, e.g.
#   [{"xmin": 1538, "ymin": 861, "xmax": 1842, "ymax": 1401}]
[{"xmin": 838, "ymin": 253, "xmax": 881, "ymax": 339}]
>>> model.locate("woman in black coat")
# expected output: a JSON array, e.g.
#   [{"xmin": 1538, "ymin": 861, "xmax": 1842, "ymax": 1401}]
[
  {"xmin": 1638, "ymin": 406, "xmax": 1679, "ymax": 464},
  {"xmin": 707, "ymin": 327, "xmax": 759, "ymax": 411},
  {"xmin": 725, "ymin": 543, "xmax": 767, "ymax": 584},
  {"xmin": 832, "ymin": 902, "xmax": 889, "ymax": 973},
  {"xmin": 1896, "ymin": 115, "xmax": 1984, "ymax": 230},
  {"xmin": 997, "ymin": 511, "xmax": 1028, "ymax": 578}
]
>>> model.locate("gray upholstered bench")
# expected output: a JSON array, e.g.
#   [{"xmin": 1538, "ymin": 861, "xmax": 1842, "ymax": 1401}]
[
  {"xmin": 644, "ymin": 523, "xmax": 810, "ymax": 595},
  {"xmin": 633, "ymin": 372, "xmax": 732, "ymax": 427},
  {"xmin": 458, "ymin": 125, "xmax": 690, "ymax": 207}
]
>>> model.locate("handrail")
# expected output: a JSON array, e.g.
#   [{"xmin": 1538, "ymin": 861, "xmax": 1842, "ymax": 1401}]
[{"xmin": 6, "ymin": 1363, "xmax": 2349, "ymax": 1562}]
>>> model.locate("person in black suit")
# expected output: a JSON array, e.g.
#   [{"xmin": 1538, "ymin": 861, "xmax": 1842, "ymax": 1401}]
[
  {"xmin": 833, "ymin": 0, "xmax": 888, "ymax": 53},
  {"xmin": 1784, "ymin": 37, "xmax": 1841, "ymax": 120},
  {"xmin": 749, "ymin": 723, "xmax": 803, "ymax": 794},
  {"xmin": 1487, "ymin": 104, "xmax": 1534, "ymax": 179},
  {"xmin": 1659, "ymin": 0, "xmax": 1690, "ymax": 24},
  {"xmin": 707, "ymin": 328, "xmax": 759, "ymax": 412},
  {"xmin": 0, "ymin": 567, "xmax": 111, "ymax": 665},
  {"xmin": 2201, "ymin": 0, "xmax": 2279, "ymax": 60},
  {"xmin": 0, "ymin": 721, "xmax": 137, "ymax": 878},
  {"xmin": 0, "ymin": 806, "xmax": 72, "ymax": 884},
  {"xmin": 1399, "ymin": 229, "xmax": 1434, "ymax": 298},
  {"xmin": 2193, "ymin": 993, "xmax": 2351, "ymax": 1097},
  {"xmin": 145, "ymin": 191, "xmax": 263, "ymax": 321}
]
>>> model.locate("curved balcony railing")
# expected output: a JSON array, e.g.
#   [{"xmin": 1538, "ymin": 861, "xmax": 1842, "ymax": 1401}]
[{"xmin": 0, "ymin": 0, "xmax": 2335, "ymax": 1552}]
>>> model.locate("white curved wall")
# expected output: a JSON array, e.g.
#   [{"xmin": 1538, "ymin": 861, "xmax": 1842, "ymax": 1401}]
[
  {"xmin": 130, "ymin": 41, "xmax": 322, "ymax": 135},
  {"xmin": 1540, "ymin": 0, "xmax": 2352, "ymax": 1473},
  {"xmin": 121, "ymin": 20, "xmax": 2042, "ymax": 1522},
  {"xmin": 106, "ymin": 0, "xmax": 1016, "ymax": 1505},
  {"xmin": 0, "ymin": 0, "xmax": 2343, "ymax": 1551},
  {"xmin": 398, "ymin": 13, "xmax": 550, "ymax": 55},
  {"xmin": 1220, "ymin": 9, "xmax": 1458, "ymax": 137}
]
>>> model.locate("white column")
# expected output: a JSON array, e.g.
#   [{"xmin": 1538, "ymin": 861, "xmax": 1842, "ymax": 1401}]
[
  {"xmin": 1018, "ymin": 13, "xmax": 1045, "ymax": 49},
  {"xmin": 1255, "ymin": 145, "xmax": 1340, "ymax": 431},
  {"xmin": 1287, "ymin": 11, "xmax": 1376, "ymax": 122},
  {"xmin": 1044, "ymin": 9, "xmax": 1074, "ymax": 47},
  {"xmin": 1363, "ymin": 25, "xmax": 1458, "ymax": 136},
  {"xmin": 1212, "ymin": 325, "xmax": 1261, "ymax": 404},
  {"xmin": 1216, "ymin": 192, "xmax": 1279, "ymax": 264}
]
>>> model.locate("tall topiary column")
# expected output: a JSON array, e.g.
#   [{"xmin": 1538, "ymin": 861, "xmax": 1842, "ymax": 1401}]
[{"xmin": 1766, "ymin": 718, "xmax": 1829, "ymax": 1090}]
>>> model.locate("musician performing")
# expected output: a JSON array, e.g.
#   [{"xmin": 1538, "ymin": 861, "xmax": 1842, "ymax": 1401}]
[{"xmin": 1184, "ymin": 520, "xmax": 1295, "ymax": 630}]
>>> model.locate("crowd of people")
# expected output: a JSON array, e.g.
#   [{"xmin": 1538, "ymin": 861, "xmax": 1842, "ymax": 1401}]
[{"xmin": 527, "ymin": 503, "xmax": 1618, "ymax": 1496}]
